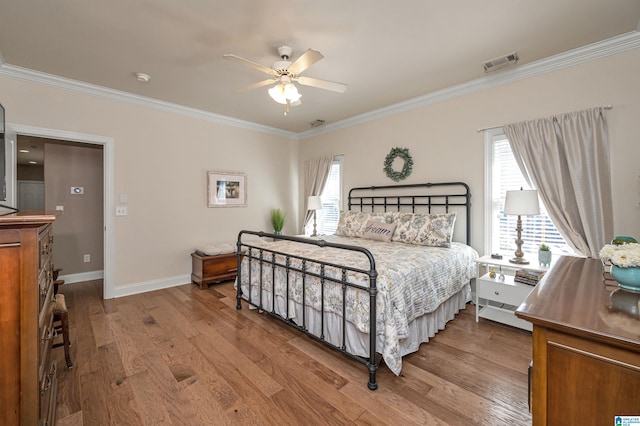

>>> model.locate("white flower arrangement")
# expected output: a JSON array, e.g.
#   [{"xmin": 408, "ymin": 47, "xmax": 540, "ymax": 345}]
[{"xmin": 599, "ymin": 242, "xmax": 640, "ymax": 268}]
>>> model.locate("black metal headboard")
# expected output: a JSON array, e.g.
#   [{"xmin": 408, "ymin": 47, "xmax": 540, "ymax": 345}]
[{"xmin": 347, "ymin": 182, "xmax": 471, "ymax": 245}]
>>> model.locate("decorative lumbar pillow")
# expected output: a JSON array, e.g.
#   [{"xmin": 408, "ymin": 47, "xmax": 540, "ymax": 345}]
[
  {"xmin": 362, "ymin": 221, "xmax": 397, "ymax": 242},
  {"xmin": 414, "ymin": 212, "xmax": 457, "ymax": 247}
]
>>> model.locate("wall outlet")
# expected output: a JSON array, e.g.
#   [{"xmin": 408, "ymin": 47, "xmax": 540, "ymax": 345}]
[
  {"xmin": 115, "ymin": 206, "xmax": 128, "ymax": 216},
  {"xmin": 83, "ymin": 254, "xmax": 90, "ymax": 263}
]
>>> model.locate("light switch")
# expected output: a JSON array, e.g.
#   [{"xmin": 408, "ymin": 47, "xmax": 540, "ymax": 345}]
[
  {"xmin": 120, "ymin": 194, "xmax": 127, "ymax": 204},
  {"xmin": 56, "ymin": 205, "xmax": 64, "ymax": 211},
  {"xmin": 115, "ymin": 206, "xmax": 128, "ymax": 216}
]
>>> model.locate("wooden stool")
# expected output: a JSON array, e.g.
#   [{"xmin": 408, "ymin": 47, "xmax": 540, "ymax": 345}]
[{"xmin": 52, "ymin": 293, "xmax": 73, "ymax": 369}]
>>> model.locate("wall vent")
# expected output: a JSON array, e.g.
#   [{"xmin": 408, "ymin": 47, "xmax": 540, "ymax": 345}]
[
  {"xmin": 482, "ymin": 52, "xmax": 519, "ymax": 73},
  {"xmin": 310, "ymin": 119, "xmax": 326, "ymax": 127}
]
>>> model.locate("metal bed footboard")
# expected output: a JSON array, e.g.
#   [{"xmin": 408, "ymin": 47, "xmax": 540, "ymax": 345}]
[
  {"xmin": 235, "ymin": 181, "xmax": 472, "ymax": 391},
  {"xmin": 235, "ymin": 230, "xmax": 381, "ymax": 390}
]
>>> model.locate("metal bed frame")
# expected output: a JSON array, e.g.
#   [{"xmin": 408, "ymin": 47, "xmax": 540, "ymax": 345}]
[{"xmin": 235, "ymin": 182, "xmax": 471, "ymax": 390}]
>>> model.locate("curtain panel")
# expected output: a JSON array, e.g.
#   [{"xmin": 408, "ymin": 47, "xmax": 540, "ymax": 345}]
[
  {"xmin": 303, "ymin": 155, "xmax": 333, "ymax": 232},
  {"xmin": 504, "ymin": 107, "xmax": 613, "ymax": 258}
]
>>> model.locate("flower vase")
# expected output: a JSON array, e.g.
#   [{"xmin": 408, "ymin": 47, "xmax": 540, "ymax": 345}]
[{"xmin": 610, "ymin": 265, "xmax": 640, "ymax": 292}]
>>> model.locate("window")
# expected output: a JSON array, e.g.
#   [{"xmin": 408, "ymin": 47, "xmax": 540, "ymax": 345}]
[
  {"xmin": 485, "ymin": 129, "xmax": 573, "ymax": 256},
  {"xmin": 306, "ymin": 155, "xmax": 342, "ymax": 236}
]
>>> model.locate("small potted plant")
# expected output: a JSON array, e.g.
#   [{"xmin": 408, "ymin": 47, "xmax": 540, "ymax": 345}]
[
  {"xmin": 538, "ymin": 243, "xmax": 551, "ymax": 266},
  {"xmin": 271, "ymin": 209, "xmax": 286, "ymax": 235}
]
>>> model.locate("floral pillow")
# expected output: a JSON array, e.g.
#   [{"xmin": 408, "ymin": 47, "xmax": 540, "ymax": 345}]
[
  {"xmin": 335, "ymin": 211, "xmax": 370, "ymax": 237},
  {"xmin": 361, "ymin": 220, "xmax": 397, "ymax": 242},
  {"xmin": 414, "ymin": 212, "xmax": 457, "ymax": 247},
  {"xmin": 391, "ymin": 212, "xmax": 427, "ymax": 243}
]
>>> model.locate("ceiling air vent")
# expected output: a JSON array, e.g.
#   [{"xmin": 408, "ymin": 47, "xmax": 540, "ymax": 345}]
[
  {"xmin": 310, "ymin": 119, "xmax": 326, "ymax": 128},
  {"xmin": 482, "ymin": 52, "xmax": 519, "ymax": 73}
]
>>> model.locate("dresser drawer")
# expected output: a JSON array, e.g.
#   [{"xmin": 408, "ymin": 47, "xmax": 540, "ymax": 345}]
[
  {"xmin": 38, "ymin": 259, "xmax": 53, "ymax": 314},
  {"xmin": 477, "ymin": 276, "xmax": 533, "ymax": 306},
  {"xmin": 39, "ymin": 289, "xmax": 54, "ymax": 382},
  {"xmin": 38, "ymin": 227, "xmax": 53, "ymax": 269},
  {"xmin": 39, "ymin": 360, "xmax": 57, "ymax": 426}
]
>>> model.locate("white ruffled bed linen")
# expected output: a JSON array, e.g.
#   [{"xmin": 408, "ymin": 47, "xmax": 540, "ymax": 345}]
[{"xmin": 237, "ymin": 235, "xmax": 478, "ymax": 375}]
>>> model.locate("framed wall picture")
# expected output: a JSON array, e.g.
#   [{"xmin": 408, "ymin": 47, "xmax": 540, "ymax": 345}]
[{"xmin": 207, "ymin": 171, "xmax": 247, "ymax": 207}]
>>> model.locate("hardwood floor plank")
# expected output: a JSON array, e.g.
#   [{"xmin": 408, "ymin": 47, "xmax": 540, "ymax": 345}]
[
  {"xmin": 340, "ymin": 381, "xmax": 450, "ymax": 425},
  {"xmin": 55, "ymin": 281, "xmax": 533, "ymax": 425},
  {"xmin": 191, "ymin": 320, "xmax": 284, "ymax": 397},
  {"xmin": 126, "ymin": 369, "xmax": 174, "ymax": 425},
  {"xmin": 77, "ymin": 369, "xmax": 111, "ymax": 426},
  {"xmin": 95, "ymin": 342, "xmax": 143, "ymax": 425}
]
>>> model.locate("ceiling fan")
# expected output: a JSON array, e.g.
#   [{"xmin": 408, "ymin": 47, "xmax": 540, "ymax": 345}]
[{"xmin": 223, "ymin": 46, "xmax": 348, "ymax": 115}]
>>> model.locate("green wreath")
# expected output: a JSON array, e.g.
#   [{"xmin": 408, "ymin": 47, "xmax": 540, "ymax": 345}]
[{"xmin": 384, "ymin": 147, "xmax": 413, "ymax": 181}]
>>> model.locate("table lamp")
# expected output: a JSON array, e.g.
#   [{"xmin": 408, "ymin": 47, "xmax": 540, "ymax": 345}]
[
  {"xmin": 504, "ymin": 188, "xmax": 540, "ymax": 264},
  {"xmin": 307, "ymin": 196, "xmax": 322, "ymax": 237}
]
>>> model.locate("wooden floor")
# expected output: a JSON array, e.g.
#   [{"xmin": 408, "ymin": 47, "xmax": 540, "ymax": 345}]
[{"xmin": 53, "ymin": 280, "xmax": 533, "ymax": 425}]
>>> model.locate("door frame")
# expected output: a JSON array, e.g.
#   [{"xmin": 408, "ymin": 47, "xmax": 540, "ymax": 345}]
[{"xmin": 7, "ymin": 123, "xmax": 114, "ymax": 299}]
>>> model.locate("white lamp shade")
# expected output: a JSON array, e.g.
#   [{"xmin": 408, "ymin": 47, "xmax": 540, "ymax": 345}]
[
  {"xmin": 307, "ymin": 196, "xmax": 323, "ymax": 211},
  {"xmin": 504, "ymin": 189, "xmax": 540, "ymax": 215}
]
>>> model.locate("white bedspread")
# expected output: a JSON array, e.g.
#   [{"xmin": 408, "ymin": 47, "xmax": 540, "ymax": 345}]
[{"xmin": 237, "ymin": 235, "xmax": 478, "ymax": 374}]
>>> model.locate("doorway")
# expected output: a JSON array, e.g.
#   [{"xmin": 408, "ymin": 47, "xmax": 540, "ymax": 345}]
[{"xmin": 7, "ymin": 124, "xmax": 114, "ymax": 299}]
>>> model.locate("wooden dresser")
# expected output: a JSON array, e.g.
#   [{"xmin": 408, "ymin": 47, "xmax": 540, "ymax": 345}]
[
  {"xmin": 0, "ymin": 211, "xmax": 59, "ymax": 426},
  {"xmin": 516, "ymin": 256, "xmax": 640, "ymax": 425}
]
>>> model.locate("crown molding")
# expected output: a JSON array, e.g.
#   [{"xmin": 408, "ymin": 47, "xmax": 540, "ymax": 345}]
[
  {"xmin": 1, "ymin": 30, "xmax": 638, "ymax": 141},
  {"xmin": 299, "ymin": 31, "xmax": 640, "ymax": 139},
  {"xmin": 0, "ymin": 63, "xmax": 298, "ymax": 140}
]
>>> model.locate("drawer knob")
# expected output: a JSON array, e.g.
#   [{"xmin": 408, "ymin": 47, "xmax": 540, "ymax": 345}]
[{"xmin": 494, "ymin": 291, "xmax": 500, "ymax": 296}]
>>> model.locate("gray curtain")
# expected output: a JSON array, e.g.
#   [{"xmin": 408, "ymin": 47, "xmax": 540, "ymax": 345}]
[
  {"xmin": 504, "ymin": 107, "xmax": 613, "ymax": 258},
  {"xmin": 303, "ymin": 155, "xmax": 333, "ymax": 232}
]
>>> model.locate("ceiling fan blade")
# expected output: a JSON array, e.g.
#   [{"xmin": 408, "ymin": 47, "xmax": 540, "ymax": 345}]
[
  {"xmin": 287, "ymin": 49, "xmax": 324, "ymax": 75},
  {"xmin": 236, "ymin": 79, "xmax": 278, "ymax": 93},
  {"xmin": 296, "ymin": 76, "xmax": 348, "ymax": 93},
  {"xmin": 223, "ymin": 54, "xmax": 277, "ymax": 76}
]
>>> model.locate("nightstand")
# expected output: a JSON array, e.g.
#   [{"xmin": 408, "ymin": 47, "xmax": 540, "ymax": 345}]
[{"xmin": 475, "ymin": 255, "xmax": 552, "ymax": 331}]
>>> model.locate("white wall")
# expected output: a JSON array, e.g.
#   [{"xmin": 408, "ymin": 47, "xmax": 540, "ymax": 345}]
[
  {"xmin": 1, "ymin": 46, "xmax": 638, "ymax": 296},
  {"xmin": 299, "ymin": 48, "xmax": 640, "ymax": 254},
  {"xmin": 0, "ymin": 76, "xmax": 296, "ymax": 295}
]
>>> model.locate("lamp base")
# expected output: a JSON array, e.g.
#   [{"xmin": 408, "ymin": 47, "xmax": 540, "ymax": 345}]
[{"xmin": 509, "ymin": 257, "xmax": 530, "ymax": 265}]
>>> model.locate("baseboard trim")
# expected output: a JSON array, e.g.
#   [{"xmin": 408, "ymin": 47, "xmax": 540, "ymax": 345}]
[
  {"xmin": 59, "ymin": 270, "xmax": 104, "ymax": 284},
  {"xmin": 110, "ymin": 274, "xmax": 192, "ymax": 299}
]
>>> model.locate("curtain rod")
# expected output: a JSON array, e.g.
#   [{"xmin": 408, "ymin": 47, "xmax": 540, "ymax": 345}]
[{"xmin": 476, "ymin": 105, "xmax": 613, "ymax": 132}]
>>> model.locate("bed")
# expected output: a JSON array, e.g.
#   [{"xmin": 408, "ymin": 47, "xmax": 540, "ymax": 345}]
[{"xmin": 235, "ymin": 182, "xmax": 478, "ymax": 390}]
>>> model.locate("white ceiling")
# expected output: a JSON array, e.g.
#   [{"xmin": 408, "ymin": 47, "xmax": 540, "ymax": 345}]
[{"xmin": 1, "ymin": 1, "xmax": 639, "ymax": 134}]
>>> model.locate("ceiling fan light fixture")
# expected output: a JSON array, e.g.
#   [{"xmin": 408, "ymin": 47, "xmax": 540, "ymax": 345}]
[{"xmin": 268, "ymin": 82, "xmax": 301, "ymax": 105}]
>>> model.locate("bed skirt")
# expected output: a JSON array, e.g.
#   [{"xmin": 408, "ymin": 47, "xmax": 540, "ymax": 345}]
[{"xmin": 246, "ymin": 282, "xmax": 472, "ymax": 373}]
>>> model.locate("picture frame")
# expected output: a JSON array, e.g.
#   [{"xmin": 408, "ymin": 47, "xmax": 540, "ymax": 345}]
[{"xmin": 207, "ymin": 171, "xmax": 247, "ymax": 207}]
